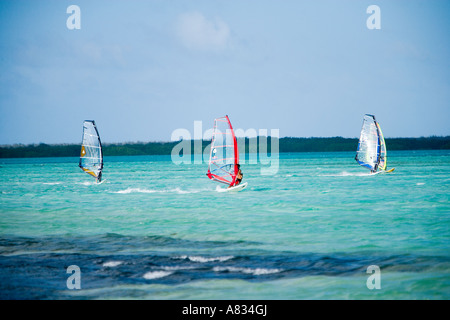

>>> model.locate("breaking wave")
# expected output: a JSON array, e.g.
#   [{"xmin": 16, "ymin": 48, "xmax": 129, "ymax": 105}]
[
  {"xmin": 213, "ymin": 266, "xmax": 283, "ymax": 275},
  {"xmin": 143, "ymin": 271, "xmax": 173, "ymax": 280},
  {"xmin": 176, "ymin": 255, "xmax": 234, "ymax": 263},
  {"xmin": 102, "ymin": 261, "xmax": 123, "ymax": 267}
]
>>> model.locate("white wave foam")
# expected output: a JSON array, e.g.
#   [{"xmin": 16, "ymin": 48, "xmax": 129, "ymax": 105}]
[
  {"xmin": 213, "ymin": 266, "xmax": 283, "ymax": 275},
  {"xmin": 319, "ymin": 171, "xmax": 371, "ymax": 177},
  {"xmin": 102, "ymin": 261, "xmax": 123, "ymax": 267},
  {"xmin": 143, "ymin": 271, "xmax": 173, "ymax": 280},
  {"xmin": 172, "ymin": 187, "xmax": 189, "ymax": 194},
  {"xmin": 176, "ymin": 255, "xmax": 234, "ymax": 263},
  {"xmin": 416, "ymin": 182, "xmax": 425, "ymax": 186},
  {"xmin": 215, "ymin": 186, "xmax": 228, "ymax": 193},
  {"xmin": 171, "ymin": 187, "xmax": 204, "ymax": 194},
  {"xmin": 78, "ymin": 181, "xmax": 95, "ymax": 186},
  {"xmin": 161, "ymin": 265, "xmax": 197, "ymax": 271},
  {"xmin": 115, "ymin": 188, "xmax": 157, "ymax": 194},
  {"xmin": 43, "ymin": 182, "xmax": 61, "ymax": 185},
  {"xmin": 115, "ymin": 187, "xmax": 208, "ymax": 194}
]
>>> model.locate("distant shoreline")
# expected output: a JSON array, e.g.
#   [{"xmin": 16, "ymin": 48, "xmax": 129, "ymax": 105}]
[{"xmin": 0, "ymin": 136, "xmax": 449, "ymax": 158}]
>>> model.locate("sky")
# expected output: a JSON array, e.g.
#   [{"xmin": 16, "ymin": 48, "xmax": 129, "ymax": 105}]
[{"xmin": 0, "ymin": 0, "xmax": 449, "ymax": 145}]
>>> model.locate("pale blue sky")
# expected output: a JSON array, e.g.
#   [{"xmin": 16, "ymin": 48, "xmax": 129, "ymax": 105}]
[{"xmin": 1, "ymin": 0, "xmax": 449, "ymax": 144}]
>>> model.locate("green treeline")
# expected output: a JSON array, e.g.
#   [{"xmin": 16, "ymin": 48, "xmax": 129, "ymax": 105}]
[{"xmin": 0, "ymin": 136, "xmax": 449, "ymax": 158}]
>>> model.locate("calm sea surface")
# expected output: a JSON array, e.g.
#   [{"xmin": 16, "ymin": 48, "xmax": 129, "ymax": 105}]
[{"xmin": 0, "ymin": 151, "xmax": 449, "ymax": 299}]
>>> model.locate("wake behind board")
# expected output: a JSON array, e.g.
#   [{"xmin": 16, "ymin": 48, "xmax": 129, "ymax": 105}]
[
  {"xmin": 226, "ymin": 182, "xmax": 248, "ymax": 192},
  {"xmin": 371, "ymin": 168, "xmax": 395, "ymax": 175}
]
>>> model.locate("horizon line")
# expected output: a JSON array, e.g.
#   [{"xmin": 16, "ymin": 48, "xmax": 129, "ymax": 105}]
[{"xmin": 1, "ymin": 135, "xmax": 450, "ymax": 148}]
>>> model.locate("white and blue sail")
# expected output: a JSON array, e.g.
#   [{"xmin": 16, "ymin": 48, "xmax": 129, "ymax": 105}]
[
  {"xmin": 355, "ymin": 114, "xmax": 388, "ymax": 173},
  {"xmin": 79, "ymin": 120, "xmax": 103, "ymax": 182}
]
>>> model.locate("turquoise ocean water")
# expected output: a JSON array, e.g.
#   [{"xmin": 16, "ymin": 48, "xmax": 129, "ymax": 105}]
[{"xmin": 0, "ymin": 151, "xmax": 449, "ymax": 299}]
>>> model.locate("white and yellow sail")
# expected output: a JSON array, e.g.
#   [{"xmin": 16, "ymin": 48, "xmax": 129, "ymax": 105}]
[{"xmin": 79, "ymin": 120, "xmax": 103, "ymax": 182}]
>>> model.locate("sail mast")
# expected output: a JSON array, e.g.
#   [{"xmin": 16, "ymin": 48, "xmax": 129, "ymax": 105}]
[
  {"xmin": 225, "ymin": 115, "xmax": 239, "ymax": 186},
  {"xmin": 375, "ymin": 121, "xmax": 387, "ymax": 171}
]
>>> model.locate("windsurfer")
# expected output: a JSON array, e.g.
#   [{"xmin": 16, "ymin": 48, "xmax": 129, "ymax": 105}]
[{"xmin": 230, "ymin": 164, "xmax": 243, "ymax": 187}]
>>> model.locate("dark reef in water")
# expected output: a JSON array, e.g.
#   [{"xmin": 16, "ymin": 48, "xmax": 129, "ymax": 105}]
[{"xmin": 1, "ymin": 234, "xmax": 448, "ymax": 299}]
